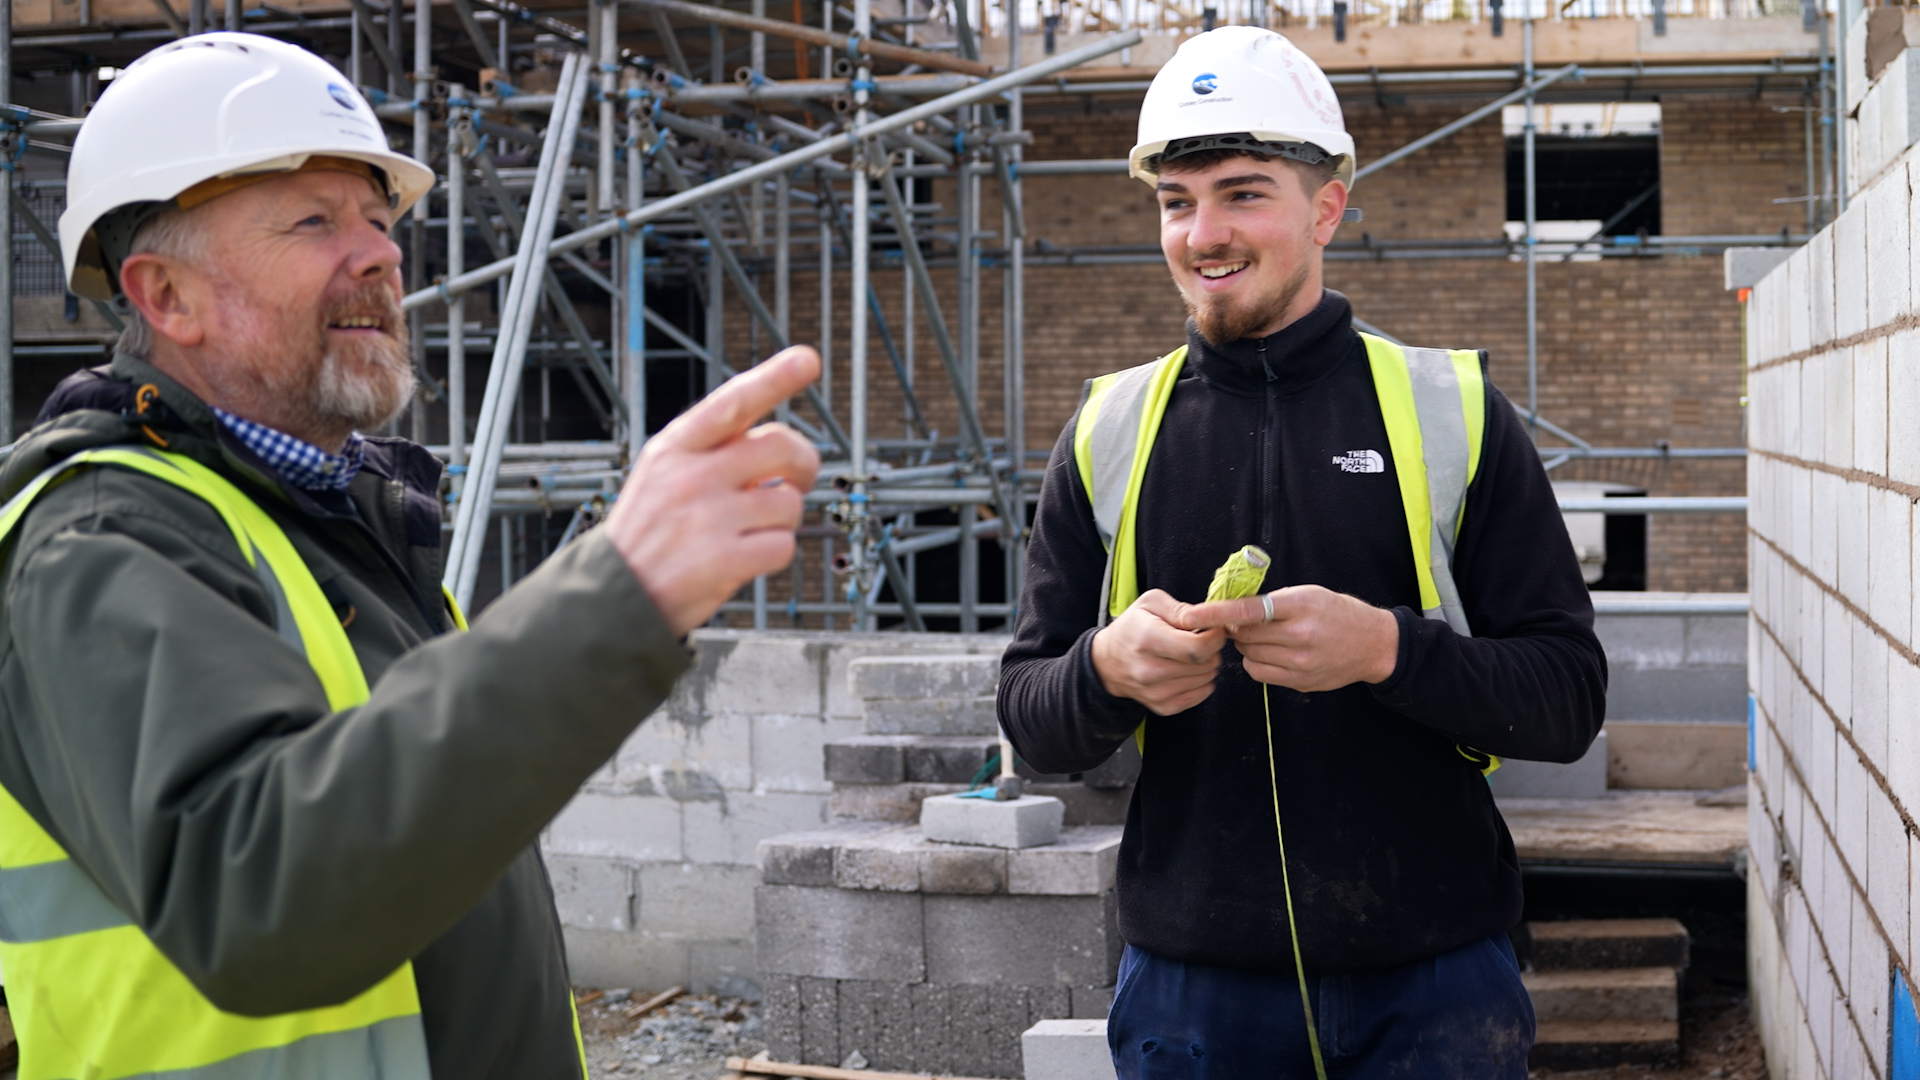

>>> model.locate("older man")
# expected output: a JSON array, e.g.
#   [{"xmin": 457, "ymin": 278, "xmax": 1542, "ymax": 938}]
[{"xmin": 0, "ymin": 34, "xmax": 817, "ymax": 1080}]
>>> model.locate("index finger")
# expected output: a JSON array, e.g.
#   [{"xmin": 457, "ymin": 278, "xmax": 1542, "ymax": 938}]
[
  {"xmin": 1171, "ymin": 594, "xmax": 1269, "ymax": 631},
  {"xmin": 654, "ymin": 345, "xmax": 822, "ymax": 453}
]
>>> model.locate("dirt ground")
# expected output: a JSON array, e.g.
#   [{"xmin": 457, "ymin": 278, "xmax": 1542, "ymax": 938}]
[{"xmin": 578, "ymin": 989, "xmax": 767, "ymax": 1080}]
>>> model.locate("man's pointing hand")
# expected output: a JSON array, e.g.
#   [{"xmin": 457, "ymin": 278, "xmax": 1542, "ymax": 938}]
[{"xmin": 606, "ymin": 346, "xmax": 823, "ymax": 636}]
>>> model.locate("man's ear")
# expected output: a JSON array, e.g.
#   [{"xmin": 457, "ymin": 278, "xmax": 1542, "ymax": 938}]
[
  {"xmin": 1312, "ymin": 179, "xmax": 1350, "ymax": 247},
  {"xmin": 118, "ymin": 254, "xmax": 205, "ymax": 349}
]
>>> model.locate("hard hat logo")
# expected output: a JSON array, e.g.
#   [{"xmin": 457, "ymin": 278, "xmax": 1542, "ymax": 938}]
[
  {"xmin": 1192, "ymin": 73, "xmax": 1219, "ymax": 96},
  {"xmin": 327, "ymin": 84, "xmax": 361, "ymax": 112}
]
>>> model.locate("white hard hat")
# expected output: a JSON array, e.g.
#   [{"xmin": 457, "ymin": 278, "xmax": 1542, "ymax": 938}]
[
  {"xmin": 1128, "ymin": 27, "xmax": 1355, "ymax": 188},
  {"xmin": 59, "ymin": 33, "xmax": 435, "ymax": 300}
]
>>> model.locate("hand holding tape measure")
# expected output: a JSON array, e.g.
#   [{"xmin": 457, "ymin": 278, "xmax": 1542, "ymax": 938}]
[{"xmin": 1179, "ymin": 548, "xmax": 1402, "ymax": 693}]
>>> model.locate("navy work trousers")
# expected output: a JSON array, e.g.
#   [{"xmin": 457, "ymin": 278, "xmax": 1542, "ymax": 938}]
[{"xmin": 1106, "ymin": 933, "xmax": 1535, "ymax": 1079}]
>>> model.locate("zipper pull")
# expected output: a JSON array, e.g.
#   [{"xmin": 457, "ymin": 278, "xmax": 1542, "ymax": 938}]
[{"xmin": 1260, "ymin": 341, "xmax": 1276, "ymax": 382}]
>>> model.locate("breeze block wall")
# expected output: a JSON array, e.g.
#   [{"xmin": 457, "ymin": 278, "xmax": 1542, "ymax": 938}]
[
  {"xmin": 541, "ymin": 629, "xmax": 1006, "ymax": 997},
  {"xmin": 1745, "ymin": 145, "xmax": 1920, "ymax": 1080}
]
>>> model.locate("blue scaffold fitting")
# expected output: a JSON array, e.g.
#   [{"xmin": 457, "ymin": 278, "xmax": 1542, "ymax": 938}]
[
  {"xmin": 448, "ymin": 464, "xmax": 469, "ymax": 475},
  {"xmin": 850, "ymin": 78, "xmax": 878, "ymax": 92},
  {"xmin": 846, "ymin": 32, "xmax": 863, "ymax": 54},
  {"xmin": 600, "ymin": 62, "xmax": 621, "ymax": 74},
  {"xmin": 495, "ymin": 81, "xmax": 518, "ymax": 98},
  {"xmin": 786, "ymin": 597, "xmax": 799, "ymax": 618},
  {"xmin": 436, "ymin": 282, "xmax": 454, "ymax": 303},
  {"xmin": 849, "ymin": 491, "xmax": 869, "ymax": 504}
]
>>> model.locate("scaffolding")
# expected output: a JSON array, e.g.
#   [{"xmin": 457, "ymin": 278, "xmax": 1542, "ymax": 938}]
[{"xmin": 0, "ymin": 0, "xmax": 1824, "ymax": 627}]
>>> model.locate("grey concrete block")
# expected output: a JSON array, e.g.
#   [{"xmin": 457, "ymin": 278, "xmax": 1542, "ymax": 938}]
[
  {"xmin": 922, "ymin": 793, "xmax": 1065, "ymax": 849},
  {"xmin": 919, "ymin": 843, "xmax": 1009, "ymax": 895},
  {"xmin": 544, "ymin": 791, "xmax": 684, "ymax": 862},
  {"xmin": 911, "ymin": 982, "xmax": 953, "ymax": 1075},
  {"xmin": 1029, "ymin": 984, "xmax": 1073, "ymax": 1024},
  {"xmin": 865, "ymin": 697, "xmax": 1000, "ymax": 736},
  {"xmin": 547, "ymin": 854, "xmax": 635, "ymax": 931},
  {"xmin": 636, "ymin": 863, "xmax": 759, "ymax": 938},
  {"xmin": 760, "ymin": 822, "xmax": 895, "ymax": 886},
  {"xmin": 704, "ymin": 633, "xmax": 827, "ymax": 718},
  {"xmin": 1605, "ymin": 666, "xmax": 1748, "ymax": 723},
  {"xmin": 1725, "ymin": 246, "xmax": 1793, "ymax": 290},
  {"xmin": 799, "ymin": 976, "xmax": 840, "ymax": 1066},
  {"xmin": 905, "ymin": 736, "xmax": 1002, "ymax": 783},
  {"xmin": 754, "ymin": 713, "xmax": 864, "ymax": 795},
  {"xmin": 690, "ymin": 939, "xmax": 761, "ymax": 1000},
  {"xmin": 824, "ymin": 736, "xmax": 908, "ymax": 783},
  {"xmin": 1071, "ymin": 985, "xmax": 1115, "ymax": 1019},
  {"xmin": 924, "ymin": 893, "xmax": 1121, "ymax": 987},
  {"xmin": 683, "ymin": 790, "xmax": 829, "ymax": 865},
  {"xmin": 1025, "ymin": 1019, "xmax": 1118, "ymax": 1080},
  {"xmin": 1009, "ymin": 827, "xmax": 1124, "ymax": 895},
  {"xmin": 829, "ymin": 782, "xmax": 967, "ymax": 822},
  {"xmin": 833, "ymin": 827, "xmax": 924, "ymax": 891},
  {"xmin": 1488, "ymin": 729, "xmax": 1610, "ymax": 800},
  {"xmin": 832, "ymin": 980, "xmax": 917, "ymax": 1073},
  {"xmin": 949, "ymin": 984, "xmax": 998, "ymax": 1077},
  {"xmin": 760, "ymin": 974, "xmax": 801, "ymax": 1063},
  {"xmin": 561, "ymin": 926, "xmax": 689, "ymax": 992},
  {"xmin": 986, "ymin": 989, "xmax": 1033, "ymax": 1078},
  {"xmin": 756, "ymin": 884, "xmax": 927, "ymax": 981},
  {"xmin": 850, "ymin": 653, "xmax": 1000, "ymax": 701}
]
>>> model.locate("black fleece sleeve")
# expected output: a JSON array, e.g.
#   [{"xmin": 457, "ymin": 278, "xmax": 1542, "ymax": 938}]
[
  {"xmin": 1368, "ymin": 381, "xmax": 1609, "ymax": 762},
  {"xmin": 997, "ymin": 418, "xmax": 1146, "ymax": 775}
]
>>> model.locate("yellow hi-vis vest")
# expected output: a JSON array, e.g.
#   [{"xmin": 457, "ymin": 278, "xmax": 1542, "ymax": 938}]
[
  {"xmin": 0, "ymin": 446, "xmax": 436, "ymax": 1080},
  {"xmin": 1073, "ymin": 334, "xmax": 1499, "ymax": 771}
]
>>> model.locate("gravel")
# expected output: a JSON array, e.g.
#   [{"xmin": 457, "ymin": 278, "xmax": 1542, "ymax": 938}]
[{"xmin": 577, "ymin": 988, "xmax": 767, "ymax": 1080}]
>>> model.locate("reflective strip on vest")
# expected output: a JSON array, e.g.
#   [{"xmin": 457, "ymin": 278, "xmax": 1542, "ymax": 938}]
[
  {"xmin": 0, "ymin": 446, "xmax": 431, "ymax": 1080},
  {"xmin": 1359, "ymin": 336, "xmax": 1486, "ymax": 635}
]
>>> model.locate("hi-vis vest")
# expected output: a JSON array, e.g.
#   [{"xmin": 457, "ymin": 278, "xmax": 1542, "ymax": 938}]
[
  {"xmin": 1074, "ymin": 334, "xmax": 1498, "ymax": 770},
  {"xmin": 0, "ymin": 446, "xmax": 450, "ymax": 1080}
]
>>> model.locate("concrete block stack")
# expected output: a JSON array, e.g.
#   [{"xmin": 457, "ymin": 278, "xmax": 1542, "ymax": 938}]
[
  {"xmin": 1520, "ymin": 918, "xmax": 1688, "ymax": 1069},
  {"xmin": 1746, "ymin": 101, "xmax": 1920, "ymax": 1078},
  {"xmin": 539, "ymin": 629, "xmax": 1006, "ymax": 996},
  {"xmin": 755, "ymin": 653, "xmax": 1132, "ymax": 1077}
]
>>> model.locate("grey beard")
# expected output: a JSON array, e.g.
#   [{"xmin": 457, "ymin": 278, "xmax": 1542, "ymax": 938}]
[{"xmin": 312, "ymin": 336, "xmax": 415, "ymax": 433}]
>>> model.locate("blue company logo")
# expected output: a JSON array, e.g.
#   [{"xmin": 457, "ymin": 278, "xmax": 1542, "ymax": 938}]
[
  {"xmin": 1192, "ymin": 72, "xmax": 1218, "ymax": 95},
  {"xmin": 327, "ymin": 83, "xmax": 360, "ymax": 111}
]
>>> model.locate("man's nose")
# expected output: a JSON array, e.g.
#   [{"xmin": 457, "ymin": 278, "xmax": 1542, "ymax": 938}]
[
  {"xmin": 1186, "ymin": 202, "xmax": 1235, "ymax": 256},
  {"xmin": 346, "ymin": 217, "xmax": 404, "ymax": 281}
]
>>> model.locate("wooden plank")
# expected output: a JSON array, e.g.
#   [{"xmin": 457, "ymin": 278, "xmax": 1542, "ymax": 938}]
[
  {"xmin": 725, "ymin": 1055, "xmax": 997, "ymax": 1080},
  {"xmin": 1498, "ymin": 790, "xmax": 1746, "ymax": 867},
  {"xmin": 623, "ymin": 985, "xmax": 683, "ymax": 1020}
]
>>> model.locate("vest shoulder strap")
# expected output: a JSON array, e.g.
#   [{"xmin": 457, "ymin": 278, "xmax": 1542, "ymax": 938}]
[
  {"xmin": 0, "ymin": 446, "xmax": 371, "ymax": 708},
  {"xmin": 1072, "ymin": 347, "xmax": 1189, "ymax": 623},
  {"xmin": 1359, "ymin": 334, "xmax": 1486, "ymax": 636}
]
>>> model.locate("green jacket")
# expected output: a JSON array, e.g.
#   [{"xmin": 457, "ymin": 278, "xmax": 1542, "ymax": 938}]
[{"xmin": 0, "ymin": 355, "xmax": 689, "ymax": 1077}]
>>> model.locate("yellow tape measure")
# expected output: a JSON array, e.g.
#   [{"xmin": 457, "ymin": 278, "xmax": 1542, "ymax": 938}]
[{"xmin": 1208, "ymin": 545, "xmax": 1328, "ymax": 1080}]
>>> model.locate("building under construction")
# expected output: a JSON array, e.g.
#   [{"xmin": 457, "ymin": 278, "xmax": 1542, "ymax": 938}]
[{"xmin": 0, "ymin": 0, "xmax": 1839, "ymax": 1075}]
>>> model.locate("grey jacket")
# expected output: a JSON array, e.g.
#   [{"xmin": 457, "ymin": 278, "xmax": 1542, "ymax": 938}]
[{"xmin": 0, "ymin": 355, "xmax": 689, "ymax": 1077}]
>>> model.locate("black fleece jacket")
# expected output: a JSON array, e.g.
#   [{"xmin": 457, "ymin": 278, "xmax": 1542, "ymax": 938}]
[{"xmin": 998, "ymin": 292, "xmax": 1607, "ymax": 977}]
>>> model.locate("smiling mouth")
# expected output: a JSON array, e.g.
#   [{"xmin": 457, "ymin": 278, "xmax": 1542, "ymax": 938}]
[
  {"xmin": 328, "ymin": 316, "xmax": 386, "ymax": 331},
  {"xmin": 1197, "ymin": 262, "xmax": 1249, "ymax": 280}
]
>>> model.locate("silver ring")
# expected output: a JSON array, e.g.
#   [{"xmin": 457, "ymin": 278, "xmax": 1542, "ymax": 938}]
[{"xmin": 1260, "ymin": 593, "xmax": 1275, "ymax": 623}]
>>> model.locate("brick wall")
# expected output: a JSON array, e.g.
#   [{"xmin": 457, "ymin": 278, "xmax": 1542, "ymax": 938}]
[
  {"xmin": 718, "ymin": 91, "xmax": 1805, "ymax": 595},
  {"xmin": 1745, "ymin": 143, "xmax": 1920, "ymax": 1080}
]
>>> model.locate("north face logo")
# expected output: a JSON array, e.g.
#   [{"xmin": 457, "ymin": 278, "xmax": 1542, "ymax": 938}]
[{"xmin": 1333, "ymin": 450, "xmax": 1385, "ymax": 474}]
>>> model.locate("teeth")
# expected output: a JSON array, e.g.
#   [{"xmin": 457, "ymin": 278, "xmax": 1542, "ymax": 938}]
[
  {"xmin": 331, "ymin": 317, "xmax": 381, "ymax": 329},
  {"xmin": 1198, "ymin": 262, "xmax": 1248, "ymax": 279}
]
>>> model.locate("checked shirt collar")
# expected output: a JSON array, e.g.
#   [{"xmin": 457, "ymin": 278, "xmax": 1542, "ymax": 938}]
[{"xmin": 212, "ymin": 408, "xmax": 365, "ymax": 492}]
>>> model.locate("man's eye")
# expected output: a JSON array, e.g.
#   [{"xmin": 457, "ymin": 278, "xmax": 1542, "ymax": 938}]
[
  {"xmin": 298, "ymin": 215, "xmax": 327, "ymax": 227},
  {"xmin": 369, "ymin": 220, "xmax": 390, "ymax": 234},
  {"xmin": 1162, "ymin": 199, "xmax": 1190, "ymax": 211}
]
